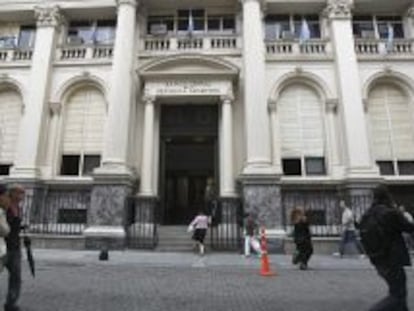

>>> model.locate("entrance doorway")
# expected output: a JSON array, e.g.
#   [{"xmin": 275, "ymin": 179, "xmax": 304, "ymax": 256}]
[{"xmin": 160, "ymin": 105, "xmax": 218, "ymax": 225}]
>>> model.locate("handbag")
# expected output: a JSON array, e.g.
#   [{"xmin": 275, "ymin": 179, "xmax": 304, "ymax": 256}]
[{"xmin": 187, "ymin": 224, "xmax": 195, "ymax": 233}]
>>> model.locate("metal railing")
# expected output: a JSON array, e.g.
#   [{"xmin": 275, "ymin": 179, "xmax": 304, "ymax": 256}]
[
  {"xmin": 209, "ymin": 199, "xmax": 243, "ymax": 251},
  {"xmin": 124, "ymin": 196, "xmax": 158, "ymax": 249},
  {"xmin": 22, "ymin": 189, "xmax": 91, "ymax": 235},
  {"xmin": 282, "ymin": 191, "xmax": 373, "ymax": 237}
]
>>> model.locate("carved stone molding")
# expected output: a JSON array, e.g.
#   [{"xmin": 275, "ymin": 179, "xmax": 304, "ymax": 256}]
[
  {"xmin": 406, "ymin": 6, "xmax": 414, "ymax": 18},
  {"xmin": 383, "ymin": 65, "xmax": 393, "ymax": 74},
  {"xmin": 323, "ymin": 0, "xmax": 353, "ymax": 20},
  {"xmin": 34, "ymin": 5, "xmax": 63, "ymax": 28},
  {"xmin": 116, "ymin": 0, "xmax": 139, "ymax": 8},
  {"xmin": 142, "ymin": 94, "xmax": 156, "ymax": 104},
  {"xmin": 326, "ymin": 98, "xmax": 339, "ymax": 113},
  {"xmin": 362, "ymin": 98, "xmax": 369, "ymax": 113},
  {"xmin": 267, "ymin": 99, "xmax": 277, "ymax": 112},
  {"xmin": 220, "ymin": 92, "xmax": 235, "ymax": 103},
  {"xmin": 49, "ymin": 101, "xmax": 62, "ymax": 116}
]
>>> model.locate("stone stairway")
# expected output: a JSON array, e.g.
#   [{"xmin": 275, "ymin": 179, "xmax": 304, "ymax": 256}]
[{"xmin": 156, "ymin": 225, "xmax": 210, "ymax": 252}]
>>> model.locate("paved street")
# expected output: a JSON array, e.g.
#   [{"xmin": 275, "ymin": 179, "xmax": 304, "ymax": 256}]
[{"xmin": 0, "ymin": 250, "xmax": 413, "ymax": 311}]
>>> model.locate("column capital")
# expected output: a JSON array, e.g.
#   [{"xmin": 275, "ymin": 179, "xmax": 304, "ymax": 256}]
[
  {"xmin": 220, "ymin": 94, "xmax": 234, "ymax": 103},
  {"xmin": 406, "ymin": 6, "xmax": 414, "ymax": 18},
  {"xmin": 34, "ymin": 5, "xmax": 64, "ymax": 28},
  {"xmin": 142, "ymin": 94, "xmax": 156, "ymax": 104},
  {"xmin": 268, "ymin": 99, "xmax": 277, "ymax": 112},
  {"xmin": 116, "ymin": 0, "xmax": 139, "ymax": 8},
  {"xmin": 239, "ymin": 0, "xmax": 266, "ymax": 10},
  {"xmin": 48, "ymin": 101, "xmax": 62, "ymax": 116},
  {"xmin": 323, "ymin": 0, "xmax": 353, "ymax": 20}
]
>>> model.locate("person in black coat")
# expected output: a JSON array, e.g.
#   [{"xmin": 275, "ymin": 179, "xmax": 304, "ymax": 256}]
[
  {"xmin": 291, "ymin": 207, "xmax": 313, "ymax": 270},
  {"xmin": 367, "ymin": 185, "xmax": 414, "ymax": 311}
]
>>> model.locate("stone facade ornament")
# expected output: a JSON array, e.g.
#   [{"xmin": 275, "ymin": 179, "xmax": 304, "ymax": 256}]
[
  {"xmin": 326, "ymin": 98, "xmax": 339, "ymax": 113},
  {"xmin": 142, "ymin": 94, "xmax": 156, "ymax": 105},
  {"xmin": 34, "ymin": 5, "xmax": 63, "ymax": 28},
  {"xmin": 267, "ymin": 99, "xmax": 277, "ymax": 112},
  {"xmin": 48, "ymin": 101, "xmax": 62, "ymax": 116},
  {"xmin": 323, "ymin": 0, "xmax": 353, "ymax": 20},
  {"xmin": 116, "ymin": 0, "xmax": 138, "ymax": 7}
]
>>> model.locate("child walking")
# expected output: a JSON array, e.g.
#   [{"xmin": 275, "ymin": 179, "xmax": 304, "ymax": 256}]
[{"xmin": 189, "ymin": 210, "xmax": 209, "ymax": 255}]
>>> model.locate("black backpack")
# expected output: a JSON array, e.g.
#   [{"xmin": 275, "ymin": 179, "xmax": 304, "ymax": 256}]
[{"xmin": 359, "ymin": 206, "xmax": 391, "ymax": 262}]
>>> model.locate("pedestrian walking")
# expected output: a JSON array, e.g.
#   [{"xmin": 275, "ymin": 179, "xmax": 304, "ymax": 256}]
[
  {"xmin": 291, "ymin": 208, "xmax": 313, "ymax": 270},
  {"xmin": 189, "ymin": 209, "xmax": 209, "ymax": 256},
  {"xmin": 359, "ymin": 185, "xmax": 414, "ymax": 311},
  {"xmin": 0, "ymin": 185, "xmax": 10, "ymax": 273},
  {"xmin": 243, "ymin": 213, "xmax": 261, "ymax": 257},
  {"xmin": 334, "ymin": 199, "xmax": 365, "ymax": 258},
  {"xmin": 5, "ymin": 184, "xmax": 25, "ymax": 311}
]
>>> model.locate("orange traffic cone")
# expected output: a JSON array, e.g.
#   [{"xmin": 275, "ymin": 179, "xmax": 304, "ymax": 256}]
[{"xmin": 259, "ymin": 227, "xmax": 276, "ymax": 277}]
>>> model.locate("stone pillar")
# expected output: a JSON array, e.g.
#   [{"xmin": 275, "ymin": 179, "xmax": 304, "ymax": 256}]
[
  {"xmin": 325, "ymin": 99, "xmax": 344, "ymax": 178},
  {"xmin": 139, "ymin": 96, "xmax": 155, "ymax": 196},
  {"xmin": 10, "ymin": 6, "xmax": 62, "ymax": 179},
  {"xmin": 268, "ymin": 100, "xmax": 283, "ymax": 174},
  {"xmin": 324, "ymin": 0, "xmax": 378, "ymax": 179},
  {"xmin": 240, "ymin": 0, "xmax": 275, "ymax": 175},
  {"xmin": 85, "ymin": 0, "xmax": 138, "ymax": 248},
  {"xmin": 220, "ymin": 95, "xmax": 236, "ymax": 196},
  {"xmin": 405, "ymin": 6, "xmax": 414, "ymax": 38},
  {"xmin": 98, "ymin": 0, "xmax": 138, "ymax": 176}
]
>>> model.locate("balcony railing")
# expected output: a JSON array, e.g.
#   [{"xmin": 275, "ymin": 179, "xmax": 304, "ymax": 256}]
[
  {"xmin": 355, "ymin": 39, "xmax": 413, "ymax": 56},
  {"xmin": 0, "ymin": 48, "xmax": 33, "ymax": 62},
  {"xmin": 57, "ymin": 44, "xmax": 114, "ymax": 61},
  {"xmin": 266, "ymin": 39, "xmax": 331, "ymax": 58},
  {"xmin": 141, "ymin": 35, "xmax": 240, "ymax": 54}
]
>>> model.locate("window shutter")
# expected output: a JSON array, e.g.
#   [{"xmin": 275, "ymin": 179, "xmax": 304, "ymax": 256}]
[
  {"xmin": 0, "ymin": 90, "xmax": 22, "ymax": 163},
  {"xmin": 279, "ymin": 84, "xmax": 324, "ymax": 157},
  {"xmin": 368, "ymin": 84, "xmax": 414, "ymax": 161},
  {"xmin": 62, "ymin": 87, "xmax": 106, "ymax": 154}
]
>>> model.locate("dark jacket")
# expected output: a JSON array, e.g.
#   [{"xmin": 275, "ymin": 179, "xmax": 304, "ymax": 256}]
[
  {"xmin": 5, "ymin": 210, "xmax": 21, "ymax": 251},
  {"xmin": 374, "ymin": 204, "xmax": 414, "ymax": 267},
  {"xmin": 293, "ymin": 221, "xmax": 312, "ymax": 244}
]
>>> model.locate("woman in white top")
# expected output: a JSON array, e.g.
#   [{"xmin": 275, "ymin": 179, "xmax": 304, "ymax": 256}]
[{"xmin": 189, "ymin": 210, "xmax": 209, "ymax": 255}]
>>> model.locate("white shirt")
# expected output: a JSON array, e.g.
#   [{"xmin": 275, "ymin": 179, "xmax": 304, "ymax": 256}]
[{"xmin": 342, "ymin": 208, "xmax": 355, "ymax": 231}]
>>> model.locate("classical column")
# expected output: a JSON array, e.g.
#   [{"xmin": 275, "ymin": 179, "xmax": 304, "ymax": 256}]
[
  {"xmin": 406, "ymin": 6, "xmax": 414, "ymax": 39},
  {"xmin": 220, "ymin": 95, "xmax": 236, "ymax": 196},
  {"xmin": 240, "ymin": 0, "xmax": 275, "ymax": 175},
  {"xmin": 268, "ymin": 100, "xmax": 283, "ymax": 174},
  {"xmin": 11, "ymin": 6, "xmax": 62, "ymax": 178},
  {"xmin": 99, "ymin": 0, "xmax": 138, "ymax": 176},
  {"xmin": 325, "ymin": 99, "xmax": 343, "ymax": 178},
  {"xmin": 324, "ymin": 0, "xmax": 378, "ymax": 178},
  {"xmin": 139, "ymin": 96, "xmax": 155, "ymax": 195}
]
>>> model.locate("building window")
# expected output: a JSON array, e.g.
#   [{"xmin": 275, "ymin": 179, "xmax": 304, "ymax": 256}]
[
  {"xmin": 369, "ymin": 84, "xmax": 414, "ymax": 176},
  {"xmin": 67, "ymin": 20, "xmax": 116, "ymax": 45},
  {"xmin": 278, "ymin": 84, "xmax": 327, "ymax": 177},
  {"xmin": 353, "ymin": 16, "xmax": 404, "ymax": 39},
  {"xmin": 60, "ymin": 154, "xmax": 101, "ymax": 176},
  {"xmin": 147, "ymin": 10, "xmax": 235, "ymax": 35},
  {"xmin": 265, "ymin": 14, "xmax": 320, "ymax": 40},
  {"xmin": 0, "ymin": 164, "xmax": 11, "ymax": 176},
  {"xmin": 60, "ymin": 87, "xmax": 106, "ymax": 177},
  {"xmin": 18, "ymin": 25, "xmax": 36, "ymax": 48}
]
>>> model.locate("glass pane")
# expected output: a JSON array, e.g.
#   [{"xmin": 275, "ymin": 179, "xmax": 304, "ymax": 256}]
[
  {"xmin": 18, "ymin": 26, "xmax": 35, "ymax": 48},
  {"xmin": 305, "ymin": 157, "xmax": 326, "ymax": 175},
  {"xmin": 82, "ymin": 155, "xmax": 101, "ymax": 176},
  {"xmin": 193, "ymin": 19, "xmax": 205, "ymax": 31},
  {"xmin": 376, "ymin": 161, "xmax": 395, "ymax": 175},
  {"xmin": 208, "ymin": 18, "xmax": 220, "ymax": 31},
  {"xmin": 192, "ymin": 10, "xmax": 204, "ymax": 18},
  {"xmin": 0, "ymin": 165, "xmax": 11, "ymax": 176},
  {"xmin": 60, "ymin": 155, "xmax": 80, "ymax": 176},
  {"xmin": 178, "ymin": 20, "xmax": 188, "ymax": 31},
  {"xmin": 223, "ymin": 17, "xmax": 235, "ymax": 30},
  {"xmin": 178, "ymin": 10, "xmax": 189, "ymax": 18},
  {"xmin": 282, "ymin": 158, "xmax": 302, "ymax": 176},
  {"xmin": 398, "ymin": 161, "xmax": 414, "ymax": 175},
  {"xmin": 95, "ymin": 27, "xmax": 115, "ymax": 44},
  {"xmin": 352, "ymin": 17, "xmax": 374, "ymax": 37}
]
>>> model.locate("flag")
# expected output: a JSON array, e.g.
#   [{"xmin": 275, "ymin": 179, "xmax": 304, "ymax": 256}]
[
  {"xmin": 386, "ymin": 23, "xmax": 394, "ymax": 53},
  {"xmin": 188, "ymin": 10, "xmax": 194, "ymax": 36},
  {"xmin": 299, "ymin": 18, "xmax": 311, "ymax": 45}
]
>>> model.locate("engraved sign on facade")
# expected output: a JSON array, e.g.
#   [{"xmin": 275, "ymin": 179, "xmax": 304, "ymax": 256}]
[{"xmin": 148, "ymin": 79, "xmax": 228, "ymax": 96}]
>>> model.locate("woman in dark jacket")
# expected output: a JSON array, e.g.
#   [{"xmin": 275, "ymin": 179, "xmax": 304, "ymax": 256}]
[{"xmin": 291, "ymin": 208, "xmax": 313, "ymax": 270}]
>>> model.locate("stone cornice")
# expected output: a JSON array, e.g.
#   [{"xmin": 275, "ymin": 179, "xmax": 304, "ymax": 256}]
[
  {"xmin": 34, "ymin": 5, "xmax": 63, "ymax": 28},
  {"xmin": 220, "ymin": 93, "xmax": 235, "ymax": 103},
  {"xmin": 323, "ymin": 0, "xmax": 353, "ymax": 20}
]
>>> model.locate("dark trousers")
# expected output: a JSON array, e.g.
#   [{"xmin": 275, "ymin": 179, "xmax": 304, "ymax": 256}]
[
  {"xmin": 295, "ymin": 240, "xmax": 313, "ymax": 265},
  {"xmin": 339, "ymin": 230, "xmax": 364, "ymax": 256},
  {"xmin": 5, "ymin": 249, "xmax": 21, "ymax": 309},
  {"xmin": 369, "ymin": 265, "xmax": 409, "ymax": 311}
]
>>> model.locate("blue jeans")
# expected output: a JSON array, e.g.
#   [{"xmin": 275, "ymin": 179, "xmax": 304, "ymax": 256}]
[{"xmin": 339, "ymin": 230, "xmax": 364, "ymax": 256}]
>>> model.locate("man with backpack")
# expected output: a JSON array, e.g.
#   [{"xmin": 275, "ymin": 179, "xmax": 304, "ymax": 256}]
[{"xmin": 359, "ymin": 185, "xmax": 414, "ymax": 311}]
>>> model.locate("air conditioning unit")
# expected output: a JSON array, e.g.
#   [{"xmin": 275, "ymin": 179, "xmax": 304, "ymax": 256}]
[
  {"xmin": 361, "ymin": 30, "xmax": 376, "ymax": 39},
  {"xmin": 67, "ymin": 35, "xmax": 84, "ymax": 45},
  {"xmin": 281, "ymin": 30, "xmax": 295, "ymax": 40},
  {"xmin": 150, "ymin": 24, "xmax": 168, "ymax": 36}
]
